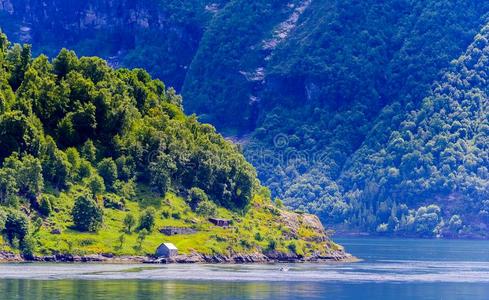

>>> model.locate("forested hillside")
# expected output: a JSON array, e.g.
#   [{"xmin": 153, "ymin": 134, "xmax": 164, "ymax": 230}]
[
  {"xmin": 0, "ymin": 32, "xmax": 344, "ymax": 259},
  {"xmin": 2, "ymin": 0, "xmax": 489, "ymax": 238}
]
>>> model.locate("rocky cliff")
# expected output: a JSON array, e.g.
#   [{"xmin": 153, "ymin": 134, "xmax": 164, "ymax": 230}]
[{"xmin": 0, "ymin": 0, "xmax": 227, "ymax": 90}]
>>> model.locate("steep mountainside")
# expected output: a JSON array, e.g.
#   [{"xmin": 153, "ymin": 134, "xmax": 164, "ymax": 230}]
[
  {"xmin": 2, "ymin": 0, "xmax": 489, "ymax": 238},
  {"xmin": 0, "ymin": 0, "xmax": 228, "ymax": 90},
  {"xmin": 340, "ymin": 25, "xmax": 489, "ymax": 238}
]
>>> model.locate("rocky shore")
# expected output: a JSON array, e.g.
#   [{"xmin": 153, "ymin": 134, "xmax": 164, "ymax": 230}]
[{"xmin": 0, "ymin": 250, "xmax": 356, "ymax": 264}]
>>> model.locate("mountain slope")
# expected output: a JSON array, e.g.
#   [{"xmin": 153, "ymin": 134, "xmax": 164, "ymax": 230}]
[
  {"xmin": 340, "ymin": 25, "xmax": 489, "ymax": 237},
  {"xmin": 0, "ymin": 0, "xmax": 229, "ymax": 91},
  {"xmin": 237, "ymin": 0, "xmax": 489, "ymax": 232},
  {"xmin": 2, "ymin": 0, "xmax": 489, "ymax": 238}
]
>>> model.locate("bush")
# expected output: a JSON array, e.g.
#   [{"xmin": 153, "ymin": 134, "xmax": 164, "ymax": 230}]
[
  {"xmin": 449, "ymin": 215, "xmax": 463, "ymax": 232},
  {"xmin": 113, "ymin": 179, "xmax": 136, "ymax": 200},
  {"xmin": 85, "ymin": 174, "xmax": 106, "ymax": 196},
  {"xmin": 161, "ymin": 210, "xmax": 170, "ymax": 219},
  {"xmin": 187, "ymin": 187, "xmax": 208, "ymax": 209},
  {"xmin": 102, "ymin": 194, "xmax": 125, "ymax": 210},
  {"xmin": 135, "ymin": 228, "xmax": 149, "ymax": 251},
  {"xmin": 240, "ymin": 239, "xmax": 252, "ymax": 249},
  {"xmin": 138, "ymin": 207, "xmax": 156, "ymax": 232},
  {"xmin": 267, "ymin": 239, "xmax": 277, "ymax": 251},
  {"xmin": 97, "ymin": 158, "xmax": 118, "ymax": 189},
  {"xmin": 195, "ymin": 200, "xmax": 218, "ymax": 217},
  {"xmin": 80, "ymin": 139, "xmax": 97, "ymax": 163},
  {"xmin": 287, "ymin": 242, "xmax": 297, "ymax": 254},
  {"xmin": 39, "ymin": 195, "xmax": 53, "ymax": 217},
  {"xmin": 5, "ymin": 210, "xmax": 29, "ymax": 244},
  {"xmin": 20, "ymin": 234, "xmax": 36, "ymax": 258},
  {"xmin": 254, "ymin": 232, "xmax": 263, "ymax": 241},
  {"xmin": 72, "ymin": 194, "xmax": 103, "ymax": 232},
  {"xmin": 275, "ymin": 198, "xmax": 284, "ymax": 208},
  {"xmin": 171, "ymin": 211, "xmax": 181, "ymax": 220},
  {"xmin": 123, "ymin": 213, "xmax": 136, "ymax": 233}
]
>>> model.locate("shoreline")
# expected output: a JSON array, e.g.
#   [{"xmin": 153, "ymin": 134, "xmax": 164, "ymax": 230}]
[{"xmin": 0, "ymin": 250, "xmax": 357, "ymax": 264}]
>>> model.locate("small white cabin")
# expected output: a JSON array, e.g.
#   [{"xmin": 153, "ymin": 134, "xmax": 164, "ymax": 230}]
[{"xmin": 155, "ymin": 243, "xmax": 178, "ymax": 258}]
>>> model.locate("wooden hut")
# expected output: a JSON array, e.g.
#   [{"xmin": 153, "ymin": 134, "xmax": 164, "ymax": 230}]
[{"xmin": 155, "ymin": 243, "xmax": 178, "ymax": 258}]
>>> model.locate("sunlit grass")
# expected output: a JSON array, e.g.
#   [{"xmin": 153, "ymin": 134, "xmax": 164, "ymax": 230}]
[{"xmin": 25, "ymin": 184, "xmax": 337, "ymax": 258}]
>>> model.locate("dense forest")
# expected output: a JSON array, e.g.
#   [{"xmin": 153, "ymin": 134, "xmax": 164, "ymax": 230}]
[
  {"xmin": 0, "ymin": 32, "xmax": 341, "ymax": 258},
  {"xmin": 1, "ymin": 0, "xmax": 489, "ymax": 238},
  {"xmin": 185, "ymin": 0, "xmax": 489, "ymax": 238}
]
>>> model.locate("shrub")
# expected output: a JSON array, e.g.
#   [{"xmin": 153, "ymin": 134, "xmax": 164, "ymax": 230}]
[
  {"xmin": 113, "ymin": 179, "xmax": 136, "ymax": 200},
  {"xmin": 449, "ymin": 215, "xmax": 463, "ymax": 232},
  {"xmin": 267, "ymin": 239, "xmax": 277, "ymax": 251},
  {"xmin": 85, "ymin": 174, "xmax": 105, "ymax": 196},
  {"xmin": 254, "ymin": 232, "xmax": 263, "ymax": 241},
  {"xmin": 138, "ymin": 208, "xmax": 156, "ymax": 232},
  {"xmin": 97, "ymin": 158, "xmax": 118, "ymax": 188},
  {"xmin": 5, "ymin": 210, "xmax": 29, "ymax": 244},
  {"xmin": 39, "ymin": 195, "xmax": 53, "ymax": 217},
  {"xmin": 287, "ymin": 242, "xmax": 297, "ymax": 254},
  {"xmin": 102, "ymin": 194, "xmax": 125, "ymax": 210},
  {"xmin": 240, "ymin": 239, "xmax": 252, "ymax": 249},
  {"xmin": 80, "ymin": 139, "xmax": 97, "ymax": 163},
  {"xmin": 78, "ymin": 160, "xmax": 93, "ymax": 179},
  {"xmin": 195, "ymin": 200, "xmax": 218, "ymax": 217},
  {"xmin": 123, "ymin": 213, "xmax": 136, "ymax": 233},
  {"xmin": 0, "ymin": 208, "xmax": 7, "ymax": 231},
  {"xmin": 275, "ymin": 198, "xmax": 284, "ymax": 208},
  {"xmin": 20, "ymin": 234, "xmax": 36, "ymax": 258},
  {"xmin": 171, "ymin": 211, "xmax": 181, "ymax": 220},
  {"xmin": 135, "ymin": 229, "xmax": 149, "ymax": 251},
  {"xmin": 161, "ymin": 210, "xmax": 170, "ymax": 219},
  {"xmin": 72, "ymin": 194, "xmax": 103, "ymax": 232},
  {"xmin": 187, "ymin": 187, "xmax": 208, "ymax": 209}
]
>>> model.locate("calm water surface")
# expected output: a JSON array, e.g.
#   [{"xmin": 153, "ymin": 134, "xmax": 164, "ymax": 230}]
[{"xmin": 1, "ymin": 237, "xmax": 489, "ymax": 299}]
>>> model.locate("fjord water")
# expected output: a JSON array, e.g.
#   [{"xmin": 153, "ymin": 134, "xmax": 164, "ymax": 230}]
[{"xmin": 1, "ymin": 238, "xmax": 489, "ymax": 300}]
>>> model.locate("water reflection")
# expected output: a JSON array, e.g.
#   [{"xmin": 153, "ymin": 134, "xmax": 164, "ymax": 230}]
[
  {"xmin": 0, "ymin": 280, "xmax": 326, "ymax": 300},
  {"xmin": 2, "ymin": 279, "xmax": 489, "ymax": 300}
]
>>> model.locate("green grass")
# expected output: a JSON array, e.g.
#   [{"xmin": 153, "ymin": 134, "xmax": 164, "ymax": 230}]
[{"xmin": 8, "ymin": 185, "xmax": 339, "ymax": 258}]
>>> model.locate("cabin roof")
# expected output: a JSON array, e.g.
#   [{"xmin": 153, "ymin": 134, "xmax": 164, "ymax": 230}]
[{"xmin": 160, "ymin": 243, "xmax": 178, "ymax": 250}]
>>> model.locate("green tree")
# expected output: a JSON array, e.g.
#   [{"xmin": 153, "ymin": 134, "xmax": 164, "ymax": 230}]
[
  {"xmin": 7, "ymin": 44, "xmax": 31, "ymax": 90},
  {"xmin": 80, "ymin": 139, "xmax": 97, "ymax": 163},
  {"xmin": 52, "ymin": 48, "xmax": 79, "ymax": 78},
  {"xmin": 0, "ymin": 167, "xmax": 18, "ymax": 205},
  {"xmin": 5, "ymin": 210, "xmax": 29, "ymax": 245},
  {"xmin": 138, "ymin": 207, "xmax": 156, "ymax": 232},
  {"xmin": 97, "ymin": 158, "xmax": 118, "ymax": 189},
  {"xmin": 85, "ymin": 174, "xmax": 106, "ymax": 196},
  {"xmin": 196, "ymin": 200, "xmax": 218, "ymax": 217},
  {"xmin": 449, "ymin": 215, "xmax": 463, "ymax": 232},
  {"xmin": 187, "ymin": 187, "xmax": 208, "ymax": 209},
  {"xmin": 149, "ymin": 153, "xmax": 174, "ymax": 196},
  {"xmin": 72, "ymin": 194, "xmax": 103, "ymax": 232},
  {"xmin": 39, "ymin": 195, "xmax": 53, "ymax": 217},
  {"xmin": 0, "ymin": 111, "xmax": 43, "ymax": 161},
  {"xmin": 123, "ymin": 213, "xmax": 136, "ymax": 234},
  {"xmin": 41, "ymin": 137, "xmax": 71, "ymax": 188},
  {"xmin": 14, "ymin": 154, "xmax": 44, "ymax": 199},
  {"xmin": 0, "ymin": 208, "xmax": 7, "ymax": 232},
  {"xmin": 135, "ymin": 228, "xmax": 149, "ymax": 251}
]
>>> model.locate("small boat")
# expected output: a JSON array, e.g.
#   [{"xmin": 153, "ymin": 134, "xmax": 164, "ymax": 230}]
[{"xmin": 279, "ymin": 266, "xmax": 290, "ymax": 272}]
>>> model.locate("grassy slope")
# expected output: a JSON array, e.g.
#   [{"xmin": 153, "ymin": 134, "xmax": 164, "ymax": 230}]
[{"xmin": 5, "ymin": 185, "xmax": 341, "ymax": 257}]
